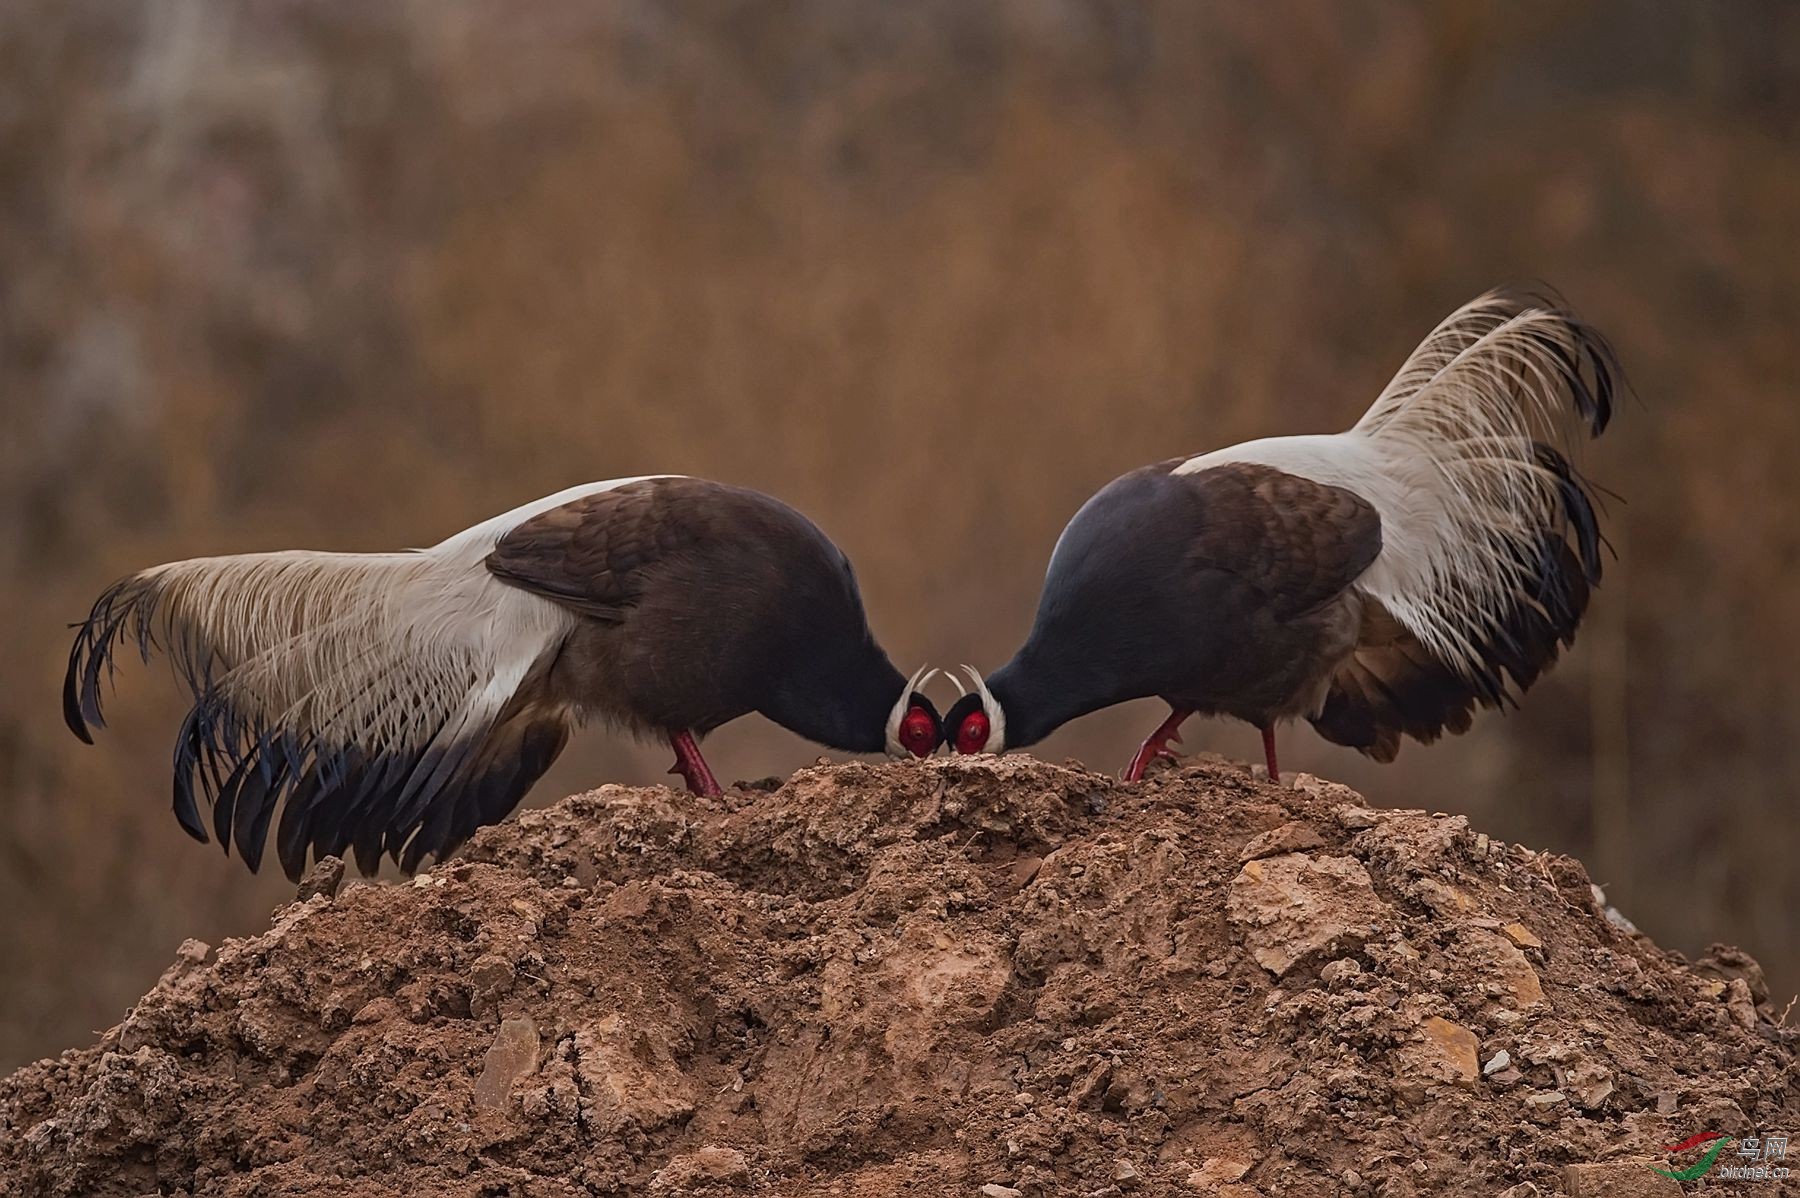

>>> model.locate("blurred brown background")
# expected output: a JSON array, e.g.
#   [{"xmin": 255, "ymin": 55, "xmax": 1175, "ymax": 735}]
[{"xmin": 2, "ymin": 1, "xmax": 1796, "ymax": 1071}]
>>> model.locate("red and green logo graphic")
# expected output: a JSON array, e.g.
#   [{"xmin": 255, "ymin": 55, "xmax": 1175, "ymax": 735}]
[{"xmin": 1652, "ymin": 1132, "xmax": 1733, "ymax": 1181}]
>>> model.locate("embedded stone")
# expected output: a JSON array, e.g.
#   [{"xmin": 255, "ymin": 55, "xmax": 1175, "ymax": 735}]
[
  {"xmin": 1397, "ymin": 1016, "xmax": 1479, "ymax": 1088},
  {"xmin": 1226, "ymin": 854, "xmax": 1388, "ymax": 977},
  {"xmin": 474, "ymin": 1016, "xmax": 540, "ymax": 1110}
]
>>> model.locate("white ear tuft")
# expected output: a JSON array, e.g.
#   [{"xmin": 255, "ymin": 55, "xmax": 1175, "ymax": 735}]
[
  {"xmin": 959, "ymin": 664, "xmax": 1007, "ymax": 754},
  {"xmin": 886, "ymin": 664, "xmax": 932, "ymax": 758}
]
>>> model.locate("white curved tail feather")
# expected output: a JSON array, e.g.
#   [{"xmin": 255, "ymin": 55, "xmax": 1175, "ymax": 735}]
[
  {"xmin": 64, "ymin": 478, "xmax": 660, "ymax": 877},
  {"xmin": 1178, "ymin": 289, "xmax": 1615, "ymax": 755}
]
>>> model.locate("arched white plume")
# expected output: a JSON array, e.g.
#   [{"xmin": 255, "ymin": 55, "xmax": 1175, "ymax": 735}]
[
  {"xmin": 65, "ymin": 478, "xmax": 663, "ymax": 877},
  {"xmin": 1176, "ymin": 290, "xmax": 1612, "ymax": 694}
]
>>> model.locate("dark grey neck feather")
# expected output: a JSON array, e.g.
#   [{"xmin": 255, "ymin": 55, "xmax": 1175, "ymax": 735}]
[
  {"xmin": 760, "ymin": 643, "xmax": 905, "ymax": 754},
  {"xmin": 990, "ymin": 643, "xmax": 1146, "ymax": 750}
]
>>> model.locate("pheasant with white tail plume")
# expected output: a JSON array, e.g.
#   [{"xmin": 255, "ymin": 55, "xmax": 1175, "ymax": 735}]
[
  {"xmin": 65, "ymin": 476, "xmax": 943, "ymax": 880},
  {"xmin": 944, "ymin": 289, "xmax": 1618, "ymax": 781}
]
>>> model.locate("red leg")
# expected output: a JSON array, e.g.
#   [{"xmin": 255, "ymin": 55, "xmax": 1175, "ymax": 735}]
[
  {"xmin": 667, "ymin": 730, "xmax": 723, "ymax": 797},
  {"xmin": 1123, "ymin": 706, "xmax": 1192, "ymax": 782},
  {"xmin": 1261, "ymin": 723, "xmax": 1280, "ymax": 784}
]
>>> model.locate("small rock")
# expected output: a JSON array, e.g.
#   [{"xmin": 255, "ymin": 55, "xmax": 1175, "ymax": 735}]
[
  {"xmin": 981, "ymin": 1187, "xmax": 1022, "ymax": 1198},
  {"xmin": 1397, "ymin": 1016, "xmax": 1479, "ymax": 1089},
  {"xmin": 1693, "ymin": 944, "xmax": 1772, "ymax": 1003},
  {"xmin": 654, "ymin": 1145, "xmax": 750, "ymax": 1190},
  {"xmin": 1523, "ymin": 1089, "xmax": 1567, "ymax": 1123},
  {"xmin": 1334, "ymin": 805, "xmax": 1379, "ymax": 830},
  {"xmin": 118, "ymin": 940, "xmax": 214, "ymax": 1050},
  {"xmin": 1655, "ymin": 1091, "xmax": 1679, "ymax": 1115},
  {"xmin": 1009, "ymin": 856, "xmax": 1044, "ymax": 888},
  {"xmin": 1227, "ymin": 854, "xmax": 1389, "ymax": 977},
  {"xmin": 140, "ymin": 937, "xmax": 213, "ymax": 999},
  {"xmin": 351, "ymin": 997, "xmax": 397, "ymax": 1026},
  {"xmin": 1459, "ymin": 928, "xmax": 1544, "ymax": 1008},
  {"xmin": 1589, "ymin": 884, "xmax": 1641, "ymax": 933},
  {"xmin": 1239, "ymin": 822, "xmax": 1326, "ymax": 862},
  {"xmin": 1566, "ymin": 1063, "xmax": 1614, "ymax": 1109},
  {"xmin": 1724, "ymin": 978, "xmax": 1758, "ymax": 1029},
  {"xmin": 1189, "ymin": 1157, "xmax": 1253, "ymax": 1186},
  {"xmin": 1497, "ymin": 1185, "xmax": 1541, "ymax": 1198},
  {"xmin": 1102, "ymin": 1067, "xmax": 1154, "ymax": 1114},
  {"xmin": 1482, "ymin": 1049, "xmax": 1512, "ymax": 1076},
  {"xmin": 295, "ymin": 856, "xmax": 345, "ymax": 902},
  {"xmin": 1518, "ymin": 1035, "xmax": 1576, "ymax": 1064},
  {"xmin": 509, "ymin": 899, "xmax": 543, "ymax": 938},
  {"xmin": 1564, "ymin": 1161, "xmax": 1682, "ymax": 1197},
  {"xmin": 1068, "ymin": 1059, "xmax": 1112, "ymax": 1109},
  {"xmin": 1112, "ymin": 1159, "xmax": 1141, "ymax": 1189},
  {"xmin": 474, "ymin": 1016, "xmax": 540, "ymax": 1110},
  {"xmin": 1292, "ymin": 773, "xmax": 1359, "ymax": 802},
  {"xmin": 1501, "ymin": 922, "xmax": 1543, "ymax": 950},
  {"xmin": 1321, "ymin": 958, "xmax": 1364, "ymax": 988},
  {"xmin": 1413, "ymin": 877, "xmax": 1478, "ymax": 917},
  {"xmin": 470, "ymin": 953, "xmax": 517, "ymax": 1011},
  {"xmin": 580, "ymin": 1014, "xmax": 695, "ymax": 1134}
]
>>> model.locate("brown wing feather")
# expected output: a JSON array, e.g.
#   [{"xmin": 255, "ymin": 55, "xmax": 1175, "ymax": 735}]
[
  {"xmin": 1180, "ymin": 462, "xmax": 1382, "ymax": 617},
  {"xmin": 485, "ymin": 477, "xmax": 728, "ymax": 620}
]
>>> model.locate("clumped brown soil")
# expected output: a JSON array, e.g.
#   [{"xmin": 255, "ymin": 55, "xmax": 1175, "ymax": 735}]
[{"xmin": 1, "ymin": 756, "xmax": 1794, "ymax": 1197}]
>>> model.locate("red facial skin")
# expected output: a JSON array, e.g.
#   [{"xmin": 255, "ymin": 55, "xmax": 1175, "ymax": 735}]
[
  {"xmin": 953, "ymin": 710, "xmax": 990, "ymax": 755},
  {"xmin": 898, "ymin": 706, "xmax": 939, "ymax": 758}
]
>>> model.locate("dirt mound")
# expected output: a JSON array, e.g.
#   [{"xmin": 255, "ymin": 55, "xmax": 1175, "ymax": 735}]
[{"xmin": 1, "ymin": 756, "xmax": 1794, "ymax": 1197}]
